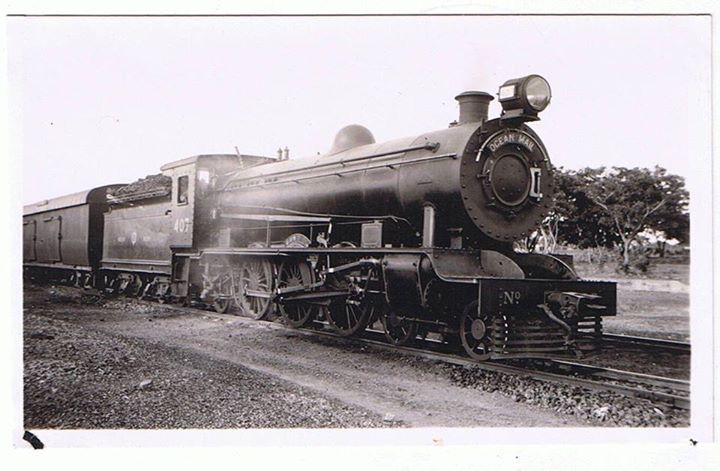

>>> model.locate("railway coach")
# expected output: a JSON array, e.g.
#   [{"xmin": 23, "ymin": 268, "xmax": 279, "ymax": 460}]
[{"xmin": 23, "ymin": 185, "xmax": 122, "ymax": 287}]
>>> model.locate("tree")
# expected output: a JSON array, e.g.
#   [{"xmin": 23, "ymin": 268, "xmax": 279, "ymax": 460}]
[
  {"xmin": 578, "ymin": 166, "xmax": 689, "ymax": 271},
  {"xmin": 525, "ymin": 167, "xmax": 618, "ymax": 252},
  {"xmin": 553, "ymin": 167, "xmax": 620, "ymax": 249}
]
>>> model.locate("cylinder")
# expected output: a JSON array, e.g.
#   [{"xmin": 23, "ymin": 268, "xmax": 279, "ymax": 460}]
[{"xmin": 455, "ymin": 91, "xmax": 494, "ymax": 124}]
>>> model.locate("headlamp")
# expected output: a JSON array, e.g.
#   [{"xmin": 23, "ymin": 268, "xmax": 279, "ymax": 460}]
[{"xmin": 498, "ymin": 75, "xmax": 551, "ymax": 120}]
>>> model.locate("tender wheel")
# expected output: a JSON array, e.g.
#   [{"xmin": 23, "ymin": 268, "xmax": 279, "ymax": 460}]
[
  {"xmin": 82, "ymin": 273, "xmax": 95, "ymax": 290},
  {"xmin": 116, "ymin": 276, "xmax": 131, "ymax": 295},
  {"xmin": 205, "ymin": 261, "xmax": 239, "ymax": 314},
  {"xmin": 236, "ymin": 258, "xmax": 273, "ymax": 320},
  {"xmin": 459, "ymin": 300, "xmax": 493, "ymax": 361},
  {"xmin": 381, "ymin": 310, "xmax": 418, "ymax": 346},
  {"xmin": 105, "ymin": 275, "xmax": 122, "ymax": 295},
  {"xmin": 277, "ymin": 260, "xmax": 318, "ymax": 328},
  {"xmin": 213, "ymin": 297, "xmax": 231, "ymax": 314},
  {"xmin": 128, "ymin": 274, "xmax": 144, "ymax": 297},
  {"xmin": 209, "ymin": 264, "xmax": 235, "ymax": 313}
]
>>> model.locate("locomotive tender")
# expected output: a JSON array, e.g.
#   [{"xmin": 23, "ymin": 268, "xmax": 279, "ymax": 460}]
[{"xmin": 23, "ymin": 75, "xmax": 616, "ymax": 360}]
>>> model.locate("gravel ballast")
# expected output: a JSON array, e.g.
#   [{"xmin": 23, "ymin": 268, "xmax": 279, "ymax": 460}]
[
  {"xmin": 23, "ymin": 284, "xmax": 690, "ymax": 429},
  {"xmin": 446, "ymin": 365, "xmax": 688, "ymax": 427},
  {"xmin": 24, "ymin": 304, "xmax": 388, "ymax": 429}
]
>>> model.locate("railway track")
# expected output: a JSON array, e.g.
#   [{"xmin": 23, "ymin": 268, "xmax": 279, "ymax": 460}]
[
  {"xmin": 601, "ymin": 333, "xmax": 690, "ymax": 353},
  {"xmin": 335, "ymin": 328, "xmax": 690, "ymax": 411},
  {"xmin": 137, "ymin": 299, "xmax": 690, "ymax": 411}
]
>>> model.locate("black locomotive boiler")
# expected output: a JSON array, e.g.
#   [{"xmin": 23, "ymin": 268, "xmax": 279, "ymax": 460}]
[{"xmin": 23, "ymin": 75, "xmax": 616, "ymax": 360}]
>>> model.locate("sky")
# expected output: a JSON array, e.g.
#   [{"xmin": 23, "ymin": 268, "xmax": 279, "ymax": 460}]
[{"xmin": 8, "ymin": 15, "xmax": 711, "ymax": 204}]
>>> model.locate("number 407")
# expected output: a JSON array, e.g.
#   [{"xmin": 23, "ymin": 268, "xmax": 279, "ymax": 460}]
[{"xmin": 174, "ymin": 217, "xmax": 191, "ymax": 233}]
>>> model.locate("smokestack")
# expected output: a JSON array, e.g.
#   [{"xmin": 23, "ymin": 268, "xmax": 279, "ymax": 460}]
[
  {"xmin": 277, "ymin": 147, "xmax": 283, "ymax": 160},
  {"xmin": 455, "ymin": 91, "xmax": 494, "ymax": 124},
  {"xmin": 282, "ymin": 146, "xmax": 289, "ymax": 160}
]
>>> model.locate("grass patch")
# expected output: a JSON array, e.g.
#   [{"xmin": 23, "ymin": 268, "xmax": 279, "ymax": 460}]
[
  {"xmin": 604, "ymin": 290, "xmax": 689, "ymax": 341},
  {"xmin": 574, "ymin": 261, "xmax": 688, "ymax": 284}
]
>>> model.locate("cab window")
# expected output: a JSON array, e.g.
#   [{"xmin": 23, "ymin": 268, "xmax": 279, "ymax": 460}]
[
  {"xmin": 177, "ymin": 175, "xmax": 189, "ymax": 205},
  {"xmin": 196, "ymin": 169, "xmax": 211, "ymax": 198}
]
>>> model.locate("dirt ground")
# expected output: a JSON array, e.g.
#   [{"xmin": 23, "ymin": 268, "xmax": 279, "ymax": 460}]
[
  {"xmin": 574, "ymin": 262, "xmax": 690, "ymax": 341},
  {"xmin": 24, "ymin": 284, "xmax": 591, "ymax": 429}
]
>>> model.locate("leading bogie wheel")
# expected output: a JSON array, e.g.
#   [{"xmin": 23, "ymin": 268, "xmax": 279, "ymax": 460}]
[
  {"xmin": 236, "ymin": 258, "xmax": 274, "ymax": 320},
  {"xmin": 459, "ymin": 300, "xmax": 493, "ymax": 361}
]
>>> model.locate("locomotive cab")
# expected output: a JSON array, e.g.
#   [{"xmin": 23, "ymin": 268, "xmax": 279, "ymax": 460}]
[{"xmin": 99, "ymin": 153, "xmax": 274, "ymax": 298}]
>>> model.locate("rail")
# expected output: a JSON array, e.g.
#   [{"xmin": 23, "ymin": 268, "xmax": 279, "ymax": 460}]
[
  {"xmin": 132, "ymin": 299, "xmax": 690, "ymax": 411},
  {"xmin": 602, "ymin": 333, "xmax": 691, "ymax": 353}
]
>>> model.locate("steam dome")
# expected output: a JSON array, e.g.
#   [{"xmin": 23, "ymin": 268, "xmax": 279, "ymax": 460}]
[{"xmin": 329, "ymin": 124, "xmax": 376, "ymax": 154}]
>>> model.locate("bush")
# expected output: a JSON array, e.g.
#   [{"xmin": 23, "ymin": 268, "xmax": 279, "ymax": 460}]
[
  {"xmin": 553, "ymin": 246, "xmax": 616, "ymax": 265},
  {"xmin": 627, "ymin": 247, "xmax": 651, "ymax": 274}
]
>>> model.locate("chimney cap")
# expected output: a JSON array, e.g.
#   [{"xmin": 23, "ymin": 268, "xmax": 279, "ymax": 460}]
[{"xmin": 455, "ymin": 90, "xmax": 494, "ymax": 101}]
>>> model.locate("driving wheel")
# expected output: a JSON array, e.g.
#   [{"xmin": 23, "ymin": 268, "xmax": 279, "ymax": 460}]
[
  {"xmin": 325, "ymin": 273, "xmax": 373, "ymax": 337},
  {"xmin": 277, "ymin": 260, "xmax": 319, "ymax": 328},
  {"xmin": 236, "ymin": 258, "xmax": 274, "ymax": 320}
]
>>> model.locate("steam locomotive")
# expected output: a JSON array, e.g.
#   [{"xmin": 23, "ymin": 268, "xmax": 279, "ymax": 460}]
[{"xmin": 23, "ymin": 75, "xmax": 616, "ymax": 360}]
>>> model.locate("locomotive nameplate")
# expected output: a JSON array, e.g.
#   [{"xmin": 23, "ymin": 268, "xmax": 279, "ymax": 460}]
[
  {"xmin": 477, "ymin": 128, "xmax": 547, "ymax": 162},
  {"xmin": 487, "ymin": 130, "xmax": 536, "ymax": 153}
]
